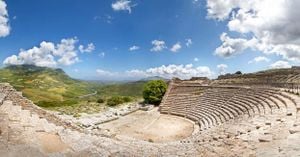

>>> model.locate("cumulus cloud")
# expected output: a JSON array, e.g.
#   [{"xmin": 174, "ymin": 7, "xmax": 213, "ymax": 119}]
[
  {"xmin": 206, "ymin": 0, "xmax": 246, "ymax": 21},
  {"xmin": 248, "ymin": 56, "xmax": 270, "ymax": 64},
  {"xmin": 96, "ymin": 69, "xmax": 118, "ymax": 77},
  {"xmin": 112, "ymin": 0, "xmax": 134, "ymax": 13},
  {"xmin": 150, "ymin": 40, "xmax": 167, "ymax": 52},
  {"xmin": 98, "ymin": 52, "xmax": 105, "ymax": 58},
  {"xmin": 217, "ymin": 64, "xmax": 228, "ymax": 75},
  {"xmin": 146, "ymin": 64, "xmax": 214, "ymax": 79},
  {"xmin": 170, "ymin": 42, "xmax": 182, "ymax": 52},
  {"xmin": 0, "ymin": 0, "xmax": 10, "ymax": 37},
  {"xmin": 208, "ymin": 0, "xmax": 300, "ymax": 62},
  {"xmin": 79, "ymin": 43, "xmax": 95, "ymax": 53},
  {"xmin": 125, "ymin": 69, "xmax": 147, "ymax": 78},
  {"xmin": 215, "ymin": 33, "xmax": 257, "ymax": 58},
  {"xmin": 269, "ymin": 60, "xmax": 291, "ymax": 69},
  {"xmin": 186, "ymin": 39, "xmax": 192, "ymax": 47},
  {"xmin": 95, "ymin": 64, "xmax": 214, "ymax": 80},
  {"xmin": 3, "ymin": 38, "xmax": 83, "ymax": 67},
  {"xmin": 129, "ymin": 45, "xmax": 140, "ymax": 51},
  {"xmin": 194, "ymin": 57, "xmax": 199, "ymax": 62}
]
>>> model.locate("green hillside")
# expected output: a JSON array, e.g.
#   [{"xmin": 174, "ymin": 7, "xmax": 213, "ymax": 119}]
[
  {"xmin": 96, "ymin": 81, "xmax": 146, "ymax": 97},
  {"xmin": 0, "ymin": 65, "xmax": 96, "ymax": 104},
  {"xmin": 0, "ymin": 65, "xmax": 148, "ymax": 115}
]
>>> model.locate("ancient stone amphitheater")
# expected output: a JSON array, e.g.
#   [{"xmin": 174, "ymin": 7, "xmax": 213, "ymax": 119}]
[{"xmin": 1, "ymin": 67, "xmax": 300, "ymax": 156}]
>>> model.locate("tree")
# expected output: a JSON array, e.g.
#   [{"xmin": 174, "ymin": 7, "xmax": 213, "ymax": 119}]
[
  {"xmin": 235, "ymin": 71, "xmax": 242, "ymax": 75},
  {"xmin": 143, "ymin": 80, "xmax": 167, "ymax": 105}
]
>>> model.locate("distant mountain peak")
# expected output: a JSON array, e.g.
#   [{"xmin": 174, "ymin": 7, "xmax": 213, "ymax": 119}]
[{"xmin": 6, "ymin": 64, "xmax": 65, "ymax": 73}]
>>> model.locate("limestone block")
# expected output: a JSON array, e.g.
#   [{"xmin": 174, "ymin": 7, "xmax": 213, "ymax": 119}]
[
  {"xmin": 258, "ymin": 134, "xmax": 273, "ymax": 142},
  {"xmin": 289, "ymin": 126, "xmax": 300, "ymax": 134}
]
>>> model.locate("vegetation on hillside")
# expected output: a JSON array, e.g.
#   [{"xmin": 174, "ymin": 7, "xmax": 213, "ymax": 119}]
[
  {"xmin": 0, "ymin": 65, "xmax": 148, "ymax": 115},
  {"xmin": 143, "ymin": 80, "xmax": 167, "ymax": 105},
  {"xmin": 96, "ymin": 81, "xmax": 146, "ymax": 97},
  {"xmin": 0, "ymin": 65, "xmax": 94, "ymax": 103},
  {"xmin": 106, "ymin": 96, "xmax": 133, "ymax": 107}
]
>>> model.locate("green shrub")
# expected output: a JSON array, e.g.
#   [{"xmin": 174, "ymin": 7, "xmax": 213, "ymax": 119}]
[
  {"xmin": 106, "ymin": 96, "xmax": 133, "ymax": 106},
  {"xmin": 97, "ymin": 98, "xmax": 105, "ymax": 103},
  {"xmin": 106, "ymin": 96, "xmax": 125, "ymax": 107},
  {"xmin": 143, "ymin": 80, "xmax": 167, "ymax": 105},
  {"xmin": 123, "ymin": 96, "xmax": 132, "ymax": 102}
]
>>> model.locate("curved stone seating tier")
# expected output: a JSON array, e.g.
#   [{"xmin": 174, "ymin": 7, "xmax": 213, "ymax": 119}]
[
  {"xmin": 160, "ymin": 83, "xmax": 295, "ymax": 130},
  {"xmin": 286, "ymin": 74, "xmax": 300, "ymax": 83},
  {"xmin": 233, "ymin": 93, "xmax": 272, "ymax": 114},
  {"xmin": 198, "ymin": 103, "xmax": 234, "ymax": 121}
]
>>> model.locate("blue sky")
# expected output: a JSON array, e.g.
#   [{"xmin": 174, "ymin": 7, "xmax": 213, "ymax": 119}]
[{"xmin": 0, "ymin": 0, "xmax": 298, "ymax": 80}]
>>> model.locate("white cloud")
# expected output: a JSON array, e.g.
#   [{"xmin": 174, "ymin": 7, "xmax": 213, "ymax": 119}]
[
  {"xmin": 208, "ymin": 0, "xmax": 300, "ymax": 62},
  {"xmin": 98, "ymin": 52, "xmax": 105, "ymax": 58},
  {"xmin": 112, "ymin": 0, "xmax": 134, "ymax": 13},
  {"xmin": 206, "ymin": 0, "xmax": 246, "ymax": 21},
  {"xmin": 94, "ymin": 15, "xmax": 113, "ymax": 24},
  {"xmin": 170, "ymin": 42, "xmax": 182, "ymax": 52},
  {"xmin": 145, "ymin": 64, "xmax": 214, "ymax": 79},
  {"xmin": 270, "ymin": 60, "xmax": 291, "ymax": 69},
  {"xmin": 79, "ymin": 43, "xmax": 95, "ymax": 53},
  {"xmin": 95, "ymin": 64, "xmax": 214, "ymax": 80},
  {"xmin": 150, "ymin": 40, "xmax": 167, "ymax": 52},
  {"xmin": 54, "ymin": 38, "xmax": 80, "ymax": 66},
  {"xmin": 125, "ymin": 69, "xmax": 147, "ymax": 78},
  {"xmin": 215, "ymin": 33, "xmax": 258, "ymax": 58},
  {"xmin": 248, "ymin": 56, "xmax": 270, "ymax": 64},
  {"xmin": 96, "ymin": 69, "xmax": 118, "ymax": 77},
  {"xmin": 3, "ymin": 41, "xmax": 57, "ymax": 67},
  {"xmin": 186, "ymin": 39, "xmax": 192, "ymax": 47},
  {"xmin": 217, "ymin": 64, "xmax": 228, "ymax": 75},
  {"xmin": 0, "ymin": 0, "xmax": 10, "ymax": 37},
  {"xmin": 129, "ymin": 45, "xmax": 140, "ymax": 51},
  {"xmin": 194, "ymin": 57, "xmax": 199, "ymax": 62},
  {"xmin": 3, "ymin": 38, "xmax": 82, "ymax": 67}
]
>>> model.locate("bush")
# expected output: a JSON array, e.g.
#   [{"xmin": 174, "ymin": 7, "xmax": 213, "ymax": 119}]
[
  {"xmin": 123, "ymin": 96, "xmax": 132, "ymax": 102},
  {"xmin": 106, "ymin": 96, "xmax": 124, "ymax": 107},
  {"xmin": 143, "ymin": 80, "xmax": 167, "ymax": 105},
  {"xmin": 97, "ymin": 98, "xmax": 105, "ymax": 103},
  {"xmin": 106, "ymin": 96, "xmax": 133, "ymax": 107},
  {"xmin": 235, "ymin": 71, "xmax": 242, "ymax": 75}
]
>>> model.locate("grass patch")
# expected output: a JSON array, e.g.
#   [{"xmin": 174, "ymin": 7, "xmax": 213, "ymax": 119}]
[{"xmin": 36, "ymin": 100, "xmax": 79, "ymax": 108}]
